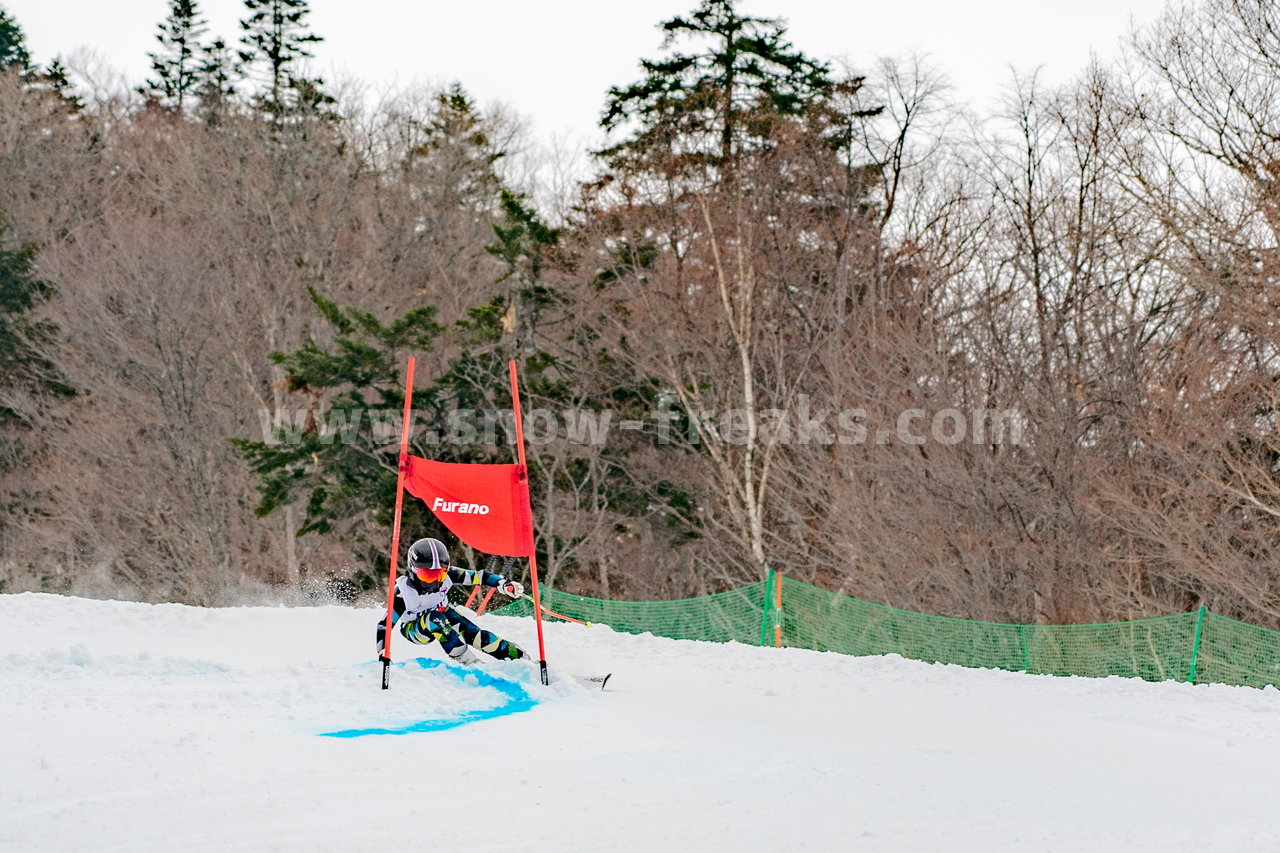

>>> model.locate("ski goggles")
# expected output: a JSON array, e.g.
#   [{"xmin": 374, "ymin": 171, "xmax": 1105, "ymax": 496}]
[{"xmin": 413, "ymin": 566, "xmax": 447, "ymax": 583}]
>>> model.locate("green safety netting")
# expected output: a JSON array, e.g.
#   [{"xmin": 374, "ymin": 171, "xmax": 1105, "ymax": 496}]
[
  {"xmin": 491, "ymin": 573, "xmax": 1280, "ymax": 689},
  {"xmin": 493, "ymin": 581, "xmax": 768, "ymax": 646},
  {"xmin": 1195, "ymin": 612, "xmax": 1280, "ymax": 688}
]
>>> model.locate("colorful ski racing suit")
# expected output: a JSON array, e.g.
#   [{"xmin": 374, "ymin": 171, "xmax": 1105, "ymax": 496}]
[{"xmin": 376, "ymin": 568, "xmax": 525, "ymax": 663}]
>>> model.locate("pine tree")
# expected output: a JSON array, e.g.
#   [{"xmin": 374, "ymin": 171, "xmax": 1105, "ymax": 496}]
[
  {"xmin": 27, "ymin": 58, "xmax": 83, "ymax": 113},
  {"xmin": 288, "ymin": 73, "xmax": 335, "ymax": 121},
  {"xmin": 600, "ymin": 0, "xmax": 832, "ymax": 169},
  {"xmin": 0, "ymin": 215, "xmax": 72, "ymax": 432},
  {"xmin": 229, "ymin": 288, "xmax": 443, "ymax": 587},
  {"xmin": 404, "ymin": 84, "xmax": 504, "ymax": 210},
  {"xmin": 192, "ymin": 37, "xmax": 241, "ymax": 124},
  {"xmin": 486, "ymin": 189, "xmax": 561, "ymax": 358},
  {"xmin": 238, "ymin": 0, "xmax": 328, "ymax": 123},
  {"xmin": 141, "ymin": 0, "xmax": 208, "ymax": 111},
  {"xmin": 0, "ymin": 11, "xmax": 86, "ymax": 113},
  {"xmin": 0, "ymin": 7, "xmax": 31, "ymax": 73}
]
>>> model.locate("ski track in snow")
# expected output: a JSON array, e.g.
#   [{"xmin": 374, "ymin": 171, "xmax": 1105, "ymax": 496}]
[
  {"xmin": 317, "ymin": 658, "xmax": 540, "ymax": 738},
  {"xmin": 3, "ymin": 592, "xmax": 1280, "ymax": 852}
]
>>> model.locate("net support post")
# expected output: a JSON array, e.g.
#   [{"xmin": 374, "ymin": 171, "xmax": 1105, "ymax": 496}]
[
  {"xmin": 773, "ymin": 571, "xmax": 783, "ymax": 648},
  {"xmin": 1017, "ymin": 624, "xmax": 1030, "ymax": 673},
  {"xmin": 759, "ymin": 569, "xmax": 774, "ymax": 647},
  {"xmin": 1188, "ymin": 604, "xmax": 1207, "ymax": 684}
]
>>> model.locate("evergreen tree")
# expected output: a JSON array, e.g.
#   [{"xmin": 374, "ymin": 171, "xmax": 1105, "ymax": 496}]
[
  {"xmin": 407, "ymin": 84, "xmax": 504, "ymax": 208},
  {"xmin": 233, "ymin": 216, "xmax": 688, "ymax": 590},
  {"xmin": 238, "ymin": 0, "xmax": 329, "ymax": 123},
  {"xmin": 0, "ymin": 7, "xmax": 31, "ymax": 73},
  {"xmin": 0, "ymin": 10, "xmax": 85, "ymax": 113},
  {"xmin": 288, "ymin": 73, "xmax": 336, "ymax": 121},
  {"xmin": 229, "ymin": 288, "xmax": 443, "ymax": 585},
  {"xmin": 27, "ymin": 58, "xmax": 83, "ymax": 113},
  {"xmin": 0, "ymin": 215, "xmax": 72, "ymax": 432},
  {"xmin": 486, "ymin": 189, "xmax": 561, "ymax": 358},
  {"xmin": 600, "ymin": 0, "xmax": 832, "ymax": 170},
  {"xmin": 192, "ymin": 37, "xmax": 241, "ymax": 124},
  {"xmin": 141, "ymin": 0, "xmax": 208, "ymax": 111}
]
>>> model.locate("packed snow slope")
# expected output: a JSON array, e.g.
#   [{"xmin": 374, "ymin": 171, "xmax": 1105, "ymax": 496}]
[{"xmin": 3, "ymin": 593, "xmax": 1280, "ymax": 852}]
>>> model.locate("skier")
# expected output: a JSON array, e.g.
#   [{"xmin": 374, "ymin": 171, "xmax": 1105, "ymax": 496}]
[{"xmin": 376, "ymin": 537, "xmax": 527, "ymax": 666}]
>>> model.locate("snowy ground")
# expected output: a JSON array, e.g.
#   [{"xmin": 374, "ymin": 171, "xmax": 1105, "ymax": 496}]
[{"xmin": 3, "ymin": 593, "xmax": 1280, "ymax": 852}]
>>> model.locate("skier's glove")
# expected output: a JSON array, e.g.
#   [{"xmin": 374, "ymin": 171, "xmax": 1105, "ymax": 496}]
[{"xmin": 498, "ymin": 580, "xmax": 524, "ymax": 598}]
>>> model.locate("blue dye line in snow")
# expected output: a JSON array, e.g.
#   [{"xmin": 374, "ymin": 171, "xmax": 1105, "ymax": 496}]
[{"xmin": 319, "ymin": 657, "xmax": 537, "ymax": 738}]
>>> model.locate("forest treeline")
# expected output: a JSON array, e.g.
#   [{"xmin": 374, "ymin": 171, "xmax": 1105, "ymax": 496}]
[{"xmin": 3, "ymin": 0, "xmax": 1280, "ymax": 628}]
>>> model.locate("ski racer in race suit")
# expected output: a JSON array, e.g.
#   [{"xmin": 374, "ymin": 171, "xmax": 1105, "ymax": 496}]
[{"xmin": 376, "ymin": 537, "xmax": 527, "ymax": 666}]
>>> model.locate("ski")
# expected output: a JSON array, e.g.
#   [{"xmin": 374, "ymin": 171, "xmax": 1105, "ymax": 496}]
[{"xmin": 445, "ymin": 659, "xmax": 611, "ymax": 690}]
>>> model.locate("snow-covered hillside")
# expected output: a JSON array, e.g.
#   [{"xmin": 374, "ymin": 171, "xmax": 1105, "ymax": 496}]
[{"xmin": 3, "ymin": 593, "xmax": 1280, "ymax": 852}]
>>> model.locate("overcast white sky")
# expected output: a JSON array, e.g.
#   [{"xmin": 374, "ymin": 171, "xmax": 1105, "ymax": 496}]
[{"xmin": 5, "ymin": 0, "xmax": 1172, "ymax": 146}]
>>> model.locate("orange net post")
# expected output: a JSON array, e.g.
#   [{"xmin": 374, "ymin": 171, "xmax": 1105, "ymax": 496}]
[{"xmin": 774, "ymin": 570, "xmax": 783, "ymax": 648}]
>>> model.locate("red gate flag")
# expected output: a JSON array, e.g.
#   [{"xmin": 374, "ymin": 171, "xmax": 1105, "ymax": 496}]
[{"xmin": 401, "ymin": 455, "xmax": 534, "ymax": 557}]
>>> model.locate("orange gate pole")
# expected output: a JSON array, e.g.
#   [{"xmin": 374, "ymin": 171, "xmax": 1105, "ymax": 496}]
[
  {"xmin": 474, "ymin": 587, "xmax": 497, "ymax": 615},
  {"xmin": 510, "ymin": 359, "xmax": 550, "ymax": 685},
  {"xmin": 381, "ymin": 357, "xmax": 416, "ymax": 690}
]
